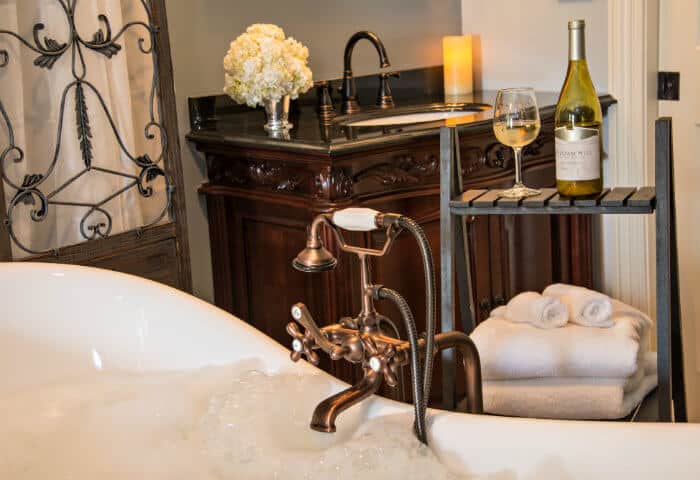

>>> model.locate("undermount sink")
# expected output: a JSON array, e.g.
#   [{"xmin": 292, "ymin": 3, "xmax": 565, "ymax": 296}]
[{"xmin": 335, "ymin": 103, "xmax": 492, "ymax": 127}]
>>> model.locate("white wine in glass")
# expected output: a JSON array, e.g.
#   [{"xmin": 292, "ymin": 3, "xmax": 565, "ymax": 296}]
[
  {"xmin": 493, "ymin": 88, "xmax": 541, "ymax": 198},
  {"xmin": 493, "ymin": 120, "xmax": 540, "ymax": 147}
]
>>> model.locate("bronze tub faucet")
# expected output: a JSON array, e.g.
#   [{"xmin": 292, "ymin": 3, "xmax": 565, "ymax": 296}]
[{"xmin": 287, "ymin": 208, "xmax": 483, "ymax": 445}]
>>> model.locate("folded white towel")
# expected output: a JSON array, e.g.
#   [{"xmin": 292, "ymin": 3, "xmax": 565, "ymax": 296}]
[
  {"xmin": 543, "ymin": 283, "xmax": 613, "ymax": 328},
  {"xmin": 482, "ymin": 353, "xmax": 658, "ymax": 420},
  {"xmin": 472, "ymin": 312, "xmax": 651, "ymax": 380},
  {"xmin": 610, "ymin": 298, "xmax": 654, "ymax": 330},
  {"xmin": 490, "ymin": 291, "xmax": 568, "ymax": 329}
]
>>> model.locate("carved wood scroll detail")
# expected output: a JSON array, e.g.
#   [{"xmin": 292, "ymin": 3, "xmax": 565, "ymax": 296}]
[
  {"xmin": 484, "ymin": 132, "xmax": 551, "ymax": 169},
  {"xmin": 206, "ymin": 156, "xmax": 314, "ymax": 193},
  {"xmin": 206, "ymin": 155, "xmax": 354, "ymax": 200},
  {"xmin": 204, "ymin": 133, "xmax": 551, "ymax": 201},
  {"xmin": 355, "ymin": 153, "xmax": 439, "ymax": 186},
  {"xmin": 315, "ymin": 167, "xmax": 353, "ymax": 201},
  {"xmin": 248, "ymin": 161, "xmax": 306, "ymax": 192},
  {"xmin": 356, "ymin": 146, "xmax": 486, "ymax": 188},
  {"xmin": 461, "ymin": 146, "xmax": 484, "ymax": 177}
]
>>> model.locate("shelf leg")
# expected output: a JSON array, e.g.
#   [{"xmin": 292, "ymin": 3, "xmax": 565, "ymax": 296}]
[
  {"xmin": 440, "ymin": 126, "xmax": 477, "ymax": 411},
  {"xmin": 655, "ymin": 117, "xmax": 687, "ymax": 422},
  {"xmin": 440, "ymin": 126, "xmax": 457, "ymax": 410}
]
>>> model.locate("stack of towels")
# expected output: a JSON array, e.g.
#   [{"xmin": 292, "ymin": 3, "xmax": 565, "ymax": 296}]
[{"xmin": 471, "ymin": 283, "xmax": 657, "ymax": 420}]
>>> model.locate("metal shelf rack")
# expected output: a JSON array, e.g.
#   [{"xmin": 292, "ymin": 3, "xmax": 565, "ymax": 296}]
[{"xmin": 439, "ymin": 118, "xmax": 685, "ymax": 422}]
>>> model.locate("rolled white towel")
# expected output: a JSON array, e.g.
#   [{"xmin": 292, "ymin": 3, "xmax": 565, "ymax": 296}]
[
  {"xmin": 543, "ymin": 283, "xmax": 613, "ymax": 328},
  {"xmin": 491, "ymin": 291, "xmax": 568, "ymax": 329}
]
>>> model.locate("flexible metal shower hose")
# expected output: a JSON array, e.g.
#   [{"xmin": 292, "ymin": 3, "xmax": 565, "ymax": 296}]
[
  {"xmin": 396, "ymin": 216, "xmax": 436, "ymax": 430},
  {"xmin": 372, "ymin": 215, "xmax": 436, "ymax": 445},
  {"xmin": 377, "ymin": 287, "xmax": 427, "ymax": 444}
]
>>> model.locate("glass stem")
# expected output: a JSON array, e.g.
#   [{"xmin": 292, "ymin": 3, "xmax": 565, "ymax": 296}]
[{"xmin": 513, "ymin": 147, "xmax": 524, "ymax": 186}]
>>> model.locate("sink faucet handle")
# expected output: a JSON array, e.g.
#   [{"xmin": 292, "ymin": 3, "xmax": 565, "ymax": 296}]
[
  {"xmin": 377, "ymin": 71, "xmax": 400, "ymax": 109},
  {"xmin": 315, "ymin": 80, "xmax": 336, "ymax": 124}
]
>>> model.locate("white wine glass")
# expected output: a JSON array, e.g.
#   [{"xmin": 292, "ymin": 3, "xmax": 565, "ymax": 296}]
[{"xmin": 493, "ymin": 88, "xmax": 541, "ymax": 198}]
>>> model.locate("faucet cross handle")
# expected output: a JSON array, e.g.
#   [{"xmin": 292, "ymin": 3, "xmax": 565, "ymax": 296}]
[
  {"xmin": 288, "ymin": 303, "xmax": 345, "ymax": 363},
  {"xmin": 286, "ymin": 322, "xmax": 320, "ymax": 365},
  {"xmin": 361, "ymin": 334, "xmax": 401, "ymax": 387}
]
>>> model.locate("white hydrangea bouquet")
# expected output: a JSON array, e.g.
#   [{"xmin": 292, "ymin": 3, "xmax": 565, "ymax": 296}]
[{"xmin": 224, "ymin": 24, "xmax": 313, "ymax": 133}]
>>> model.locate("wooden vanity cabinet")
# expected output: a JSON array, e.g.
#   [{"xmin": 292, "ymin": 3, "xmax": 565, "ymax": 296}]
[{"xmin": 190, "ymin": 97, "xmax": 608, "ymax": 404}]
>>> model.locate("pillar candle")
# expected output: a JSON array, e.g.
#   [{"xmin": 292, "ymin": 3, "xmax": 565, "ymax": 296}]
[{"xmin": 442, "ymin": 35, "xmax": 473, "ymax": 98}]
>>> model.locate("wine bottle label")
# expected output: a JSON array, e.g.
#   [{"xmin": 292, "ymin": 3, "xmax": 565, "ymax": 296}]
[{"xmin": 555, "ymin": 126, "xmax": 600, "ymax": 181}]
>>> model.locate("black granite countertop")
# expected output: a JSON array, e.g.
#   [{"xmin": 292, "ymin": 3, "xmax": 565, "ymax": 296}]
[{"xmin": 186, "ymin": 66, "xmax": 615, "ymax": 156}]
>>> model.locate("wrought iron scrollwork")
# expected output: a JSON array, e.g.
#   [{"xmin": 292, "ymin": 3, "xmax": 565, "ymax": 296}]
[{"xmin": 0, "ymin": 0, "xmax": 171, "ymax": 256}]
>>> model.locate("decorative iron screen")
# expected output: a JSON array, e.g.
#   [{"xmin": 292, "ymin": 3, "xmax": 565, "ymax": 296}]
[{"xmin": 0, "ymin": 0, "xmax": 171, "ymax": 256}]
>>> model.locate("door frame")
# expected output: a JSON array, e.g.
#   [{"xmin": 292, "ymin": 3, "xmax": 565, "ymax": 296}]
[{"xmin": 604, "ymin": 0, "xmax": 659, "ymax": 320}]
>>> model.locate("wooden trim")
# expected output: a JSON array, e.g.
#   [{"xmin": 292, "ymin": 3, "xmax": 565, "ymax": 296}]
[
  {"xmin": 152, "ymin": 0, "xmax": 192, "ymax": 292},
  {"xmin": 206, "ymin": 195, "xmax": 235, "ymax": 313},
  {"xmin": 605, "ymin": 0, "xmax": 659, "ymax": 321},
  {"xmin": 0, "ymin": 186, "xmax": 10, "ymax": 261},
  {"xmin": 23, "ymin": 222, "xmax": 177, "ymax": 265}
]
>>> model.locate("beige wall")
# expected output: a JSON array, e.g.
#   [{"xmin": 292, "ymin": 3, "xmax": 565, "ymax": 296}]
[
  {"xmin": 166, "ymin": 0, "xmax": 462, "ymax": 302},
  {"xmin": 461, "ymin": 0, "xmax": 608, "ymax": 92}
]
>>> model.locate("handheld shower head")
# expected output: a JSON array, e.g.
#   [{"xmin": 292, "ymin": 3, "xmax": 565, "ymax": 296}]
[
  {"xmin": 292, "ymin": 214, "xmax": 338, "ymax": 273},
  {"xmin": 292, "ymin": 244, "xmax": 338, "ymax": 272},
  {"xmin": 292, "ymin": 208, "xmax": 384, "ymax": 273}
]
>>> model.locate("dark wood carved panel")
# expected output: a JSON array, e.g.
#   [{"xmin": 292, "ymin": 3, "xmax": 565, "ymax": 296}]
[{"xmin": 242, "ymin": 218, "xmax": 313, "ymax": 344}]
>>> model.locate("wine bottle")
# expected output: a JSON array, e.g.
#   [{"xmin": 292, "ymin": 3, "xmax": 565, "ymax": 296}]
[{"xmin": 554, "ymin": 20, "xmax": 603, "ymax": 197}]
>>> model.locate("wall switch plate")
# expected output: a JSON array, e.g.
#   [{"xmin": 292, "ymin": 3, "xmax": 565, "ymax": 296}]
[{"xmin": 658, "ymin": 72, "xmax": 680, "ymax": 100}]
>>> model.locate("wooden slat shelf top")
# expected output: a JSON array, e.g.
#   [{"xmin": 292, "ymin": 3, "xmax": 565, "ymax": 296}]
[{"xmin": 450, "ymin": 186, "xmax": 656, "ymax": 215}]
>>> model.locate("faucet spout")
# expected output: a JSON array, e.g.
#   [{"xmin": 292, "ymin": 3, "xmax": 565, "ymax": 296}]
[
  {"xmin": 343, "ymin": 31, "xmax": 391, "ymax": 71},
  {"xmin": 310, "ymin": 369, "xmax": 383, "ymax": 433},
  {"xmin": 341, "ymin": 31, "xmax": 391, "ymax": 114},
  {"xmin": 431, "ymin": 331, "xmax": 483, "ymax": 414}
]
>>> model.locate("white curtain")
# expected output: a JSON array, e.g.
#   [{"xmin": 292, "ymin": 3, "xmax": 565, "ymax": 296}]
[{"xmin": 0, "ymin": 0, "xmax": 167, "ymax": 257}]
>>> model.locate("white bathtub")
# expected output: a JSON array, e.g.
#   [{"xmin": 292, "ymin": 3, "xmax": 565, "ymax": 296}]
[{"xmin": 2, "ymin": 262, "xmax": 699, "ymax": 479}]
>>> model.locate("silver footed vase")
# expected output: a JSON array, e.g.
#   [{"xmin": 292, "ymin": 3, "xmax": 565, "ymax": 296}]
[{"xmin": 263, "ymin": 95, "xmax": 292, "ymax": 136}]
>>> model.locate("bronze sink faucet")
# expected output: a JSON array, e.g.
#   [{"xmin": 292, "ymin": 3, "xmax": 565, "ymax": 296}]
[
  {"xmin": 341, "ymin": 31, "xmax": 396, "ymax": 114},
  {"xmin": 287, "ymin": 208, "xmax": 483, "ymax": 445}
]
